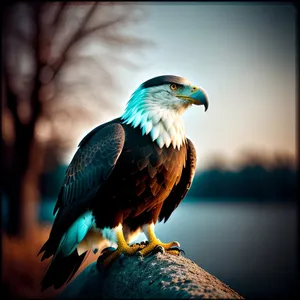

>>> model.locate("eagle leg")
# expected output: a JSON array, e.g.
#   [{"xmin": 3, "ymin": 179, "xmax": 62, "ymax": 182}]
[
  {"xmin": 137, "ymin": 223, "xmax": 181, "ymax": 257},
  {"xmin": 97, "ymin": 225, "xmax": 141, "ymax": 269}
]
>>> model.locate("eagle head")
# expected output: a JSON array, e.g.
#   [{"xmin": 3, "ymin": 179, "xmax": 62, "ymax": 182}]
[{"xmin": 121, "ymin": 75, "xmax": 209, "ymax": 149}]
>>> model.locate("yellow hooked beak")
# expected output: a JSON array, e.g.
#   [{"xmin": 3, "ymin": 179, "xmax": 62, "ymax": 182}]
[{"xmin": 177, "ymin": 86, "xmax": 209, "ymax": 111}]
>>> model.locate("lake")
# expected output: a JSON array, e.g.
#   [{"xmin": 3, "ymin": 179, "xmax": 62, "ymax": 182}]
[
  {"xmin": 145, "ymin": 199, "xmax": 298, "ymax": 299},
  {"xmin": 4, "ymin": 197, "xmax": 298, "ymax": 299}
]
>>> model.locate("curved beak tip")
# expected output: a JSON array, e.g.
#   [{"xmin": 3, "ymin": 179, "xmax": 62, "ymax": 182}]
[
  {"xmin": 189, "ymin": 87, "xmax": 208, "ymax": 111},
  {"xmin": 204, "ymin": 102, "xmax": 208, "ymax": 112},
  {"xmin": 199, "ymin": 88, "xmax": 209, "ymax": 112}
]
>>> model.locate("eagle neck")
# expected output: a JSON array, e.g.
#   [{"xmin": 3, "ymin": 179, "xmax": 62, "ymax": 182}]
[{"xmin": 121, "ymin": 105, "xmax": 186, "ymax": 150}]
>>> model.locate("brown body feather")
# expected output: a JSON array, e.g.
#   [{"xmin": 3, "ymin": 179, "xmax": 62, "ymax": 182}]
[
  {"xmin": 92, "ymin": 121, "xmax": 188, "ymax": 230},
  {"xmin": 39, "ymin": 117, "xmax": 196, "ymax": 290}
]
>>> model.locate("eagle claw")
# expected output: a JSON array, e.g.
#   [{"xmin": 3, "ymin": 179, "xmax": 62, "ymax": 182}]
[
  {"xmin": 131, "ymin": 240, "xmax": 149, "ymax": 249},
  {"xmin": 140, "ymin": 240, "xmax": 149, "ymax": 246},
  {"xmin": 136, "ymin": 251, "xmax": 144, "ymax": 257},
  {"xmin": 168, "ymin": 246, "xmax": 185, "ymax": 256},
  {"xmin": 151, "ymin": 245, "xmax": 165, "ymax": 255},
  {"xmin": 101, "ymin": 246, "xmax": 117, "ymax": 255},
  {"xmin": 119, "ymin": 253, "xmax": 125, "ymax": 268},
  {"xmin": 96, "ymin": 247, "xmax": 117, "ymax": 272}
]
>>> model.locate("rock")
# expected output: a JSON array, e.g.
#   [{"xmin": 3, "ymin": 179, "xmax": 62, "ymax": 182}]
[{"xmin": 59, "ymin": 253, "xmax": 244, "ymax": 299}]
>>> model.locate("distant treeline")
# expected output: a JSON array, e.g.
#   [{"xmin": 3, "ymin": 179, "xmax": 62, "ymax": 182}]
[
  {"xmin": 188, "ymin": 164, "xmax": 298, "ymax": 200},
  {"xmin": 40, "ymin": 153, "xmax": 298, "ymax": 202}
]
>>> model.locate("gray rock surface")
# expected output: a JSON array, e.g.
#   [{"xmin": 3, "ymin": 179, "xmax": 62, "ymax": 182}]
[{"xmin": 59, "ymin": 253, "xmax": 244, "ymax": 299}]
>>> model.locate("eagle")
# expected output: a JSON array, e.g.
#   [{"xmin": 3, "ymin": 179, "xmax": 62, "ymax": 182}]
[{"xmin": 38, "ymin": 75, "xmax": 208, "ymax": 291}]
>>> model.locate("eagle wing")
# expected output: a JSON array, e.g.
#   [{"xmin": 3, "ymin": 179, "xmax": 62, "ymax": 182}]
[
  {"xmin": 40, "ymin": 122, "xmax": 125, "ymax": 259},
  {"xmin": 53, "ymin": 122, "xmax": 125, "ymax": 214},
  {"xmin": 159, "ymin": 138, "xmax": 197, "ymax": 222}
]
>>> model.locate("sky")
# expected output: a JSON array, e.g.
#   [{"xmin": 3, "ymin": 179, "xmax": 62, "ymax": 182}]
[{"xmin": 72, "ymin": 3, "xmax": 297, "ymax": 170}]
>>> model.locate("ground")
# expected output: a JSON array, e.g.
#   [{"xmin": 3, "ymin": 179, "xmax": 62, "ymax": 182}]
[{"xmin": 2, "ymin": 224, "xmax": 99, "ymax": 299}]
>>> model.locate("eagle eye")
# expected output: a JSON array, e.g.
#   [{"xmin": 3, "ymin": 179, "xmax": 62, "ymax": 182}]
[{"xmin": 170, "ymin": 83, "xmax": 178, "ymax": 91}]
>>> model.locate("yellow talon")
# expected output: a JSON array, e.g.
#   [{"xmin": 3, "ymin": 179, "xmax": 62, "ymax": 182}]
[
  {"xmin": 137, "ymin": 240, "xmax": 180, "ymax": 257},
  {"xmin": 99, "ymin": 225, "xmax": 141, "ymax": 268},
  {"xmin": 166, "ymin": 249, "xmax": 182, "ymax": 256},
  {"xmin": 137, "ymin": 223, "xmax": 181, "ymax": 257},
  {"xmin": 101, "ymin": 245, "xmax": 140, "ymax": 267}
]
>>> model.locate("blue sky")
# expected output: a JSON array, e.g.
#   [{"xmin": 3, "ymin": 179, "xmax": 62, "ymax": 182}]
[{"xmin": 72, "ymin": 3, "xmax": 297, "ymax": 170}]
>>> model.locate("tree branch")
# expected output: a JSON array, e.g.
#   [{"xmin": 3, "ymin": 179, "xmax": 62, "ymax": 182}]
[
  {"xmin": 50, "ymin": 3, "xmax": 67, "ymax": 27},
  {"xmin": 39, "ymin": 2, "xmax": 66, "ymax": 63},
  {"xmin": 51, "ymin": 3, "xmax": 97, "ymax": 77},
  {"xmin": 59, "ymin": 253, "xmax": 244, "ymax": 299},
  {"xmin": 79, "ymin": 13, "xmax": 130, "ymax": 37}
]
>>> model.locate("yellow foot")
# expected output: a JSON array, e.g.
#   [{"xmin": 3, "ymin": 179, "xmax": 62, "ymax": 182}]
[
  {"xmin": 131, "ymin": 240, "xmax": 149, "ymax": 250},
  {"xmin": 167, "ymin": 247, "xmax": 185, "ymax": 256},
  {"xmin": 97, "ymin": 244, "xmax": 141, "ymax": 270},
  {"xmin": 137, "ymin": 239, "xmax": 181, "ymax": 257},
  {"xmin": 97, "ymin": 224, "xmax": 144, "ymax": 271}
]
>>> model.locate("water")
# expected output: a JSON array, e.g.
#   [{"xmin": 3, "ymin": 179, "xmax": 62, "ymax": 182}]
[
  {"xmin": 4, "ymin": 197, "xmax": 298, "ymax": 299},
  {"xmin": 143, "ymin": 200, "xmax": 298, "ymax": 299}
]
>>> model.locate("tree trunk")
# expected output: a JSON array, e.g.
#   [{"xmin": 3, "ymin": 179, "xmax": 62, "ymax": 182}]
[
  {"xmin": 3, "ymin": 0, "xmax": 43, "ymax": 236},
  {"xmin": 3, "ymin": 163, "xmax": 22, "ymax": 236},
  {"xmin": 19, "ymin": 138, "xmax": 46, "ymax": 238},
  {"xmin": 3, "ymin": 73, "xmax": 43, "ymax": 237},
  {"xmin": 59, "ymin": 253, "xmax": 244, "ymax": 299}
]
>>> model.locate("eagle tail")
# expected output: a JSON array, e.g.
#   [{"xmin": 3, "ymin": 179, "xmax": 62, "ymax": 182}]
[
  {"xmin": 39, "ymin": 211, "xmax": 95, "ymax": 291},
  {"xmin": 39, "ymin": 211, "xmax": 109, "ymax": 291},
  {"xmin": 41, "ymin": 249, "xmax": 89, "ymax": 291}
]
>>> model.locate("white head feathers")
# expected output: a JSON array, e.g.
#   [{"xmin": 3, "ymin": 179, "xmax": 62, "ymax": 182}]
[{"xmin": 121, "ymin": 84, "xmax": 191, "ymax": 149}]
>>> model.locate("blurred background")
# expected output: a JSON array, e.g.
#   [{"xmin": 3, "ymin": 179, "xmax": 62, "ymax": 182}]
[{"xmin": 1, "ymin": 2, "xmax": 298, "ymax": 299}]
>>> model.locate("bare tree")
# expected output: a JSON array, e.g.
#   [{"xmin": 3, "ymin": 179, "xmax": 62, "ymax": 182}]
[{"xmin": 1, "ymin": 2, "xmax": 149, "ymax": 237}]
